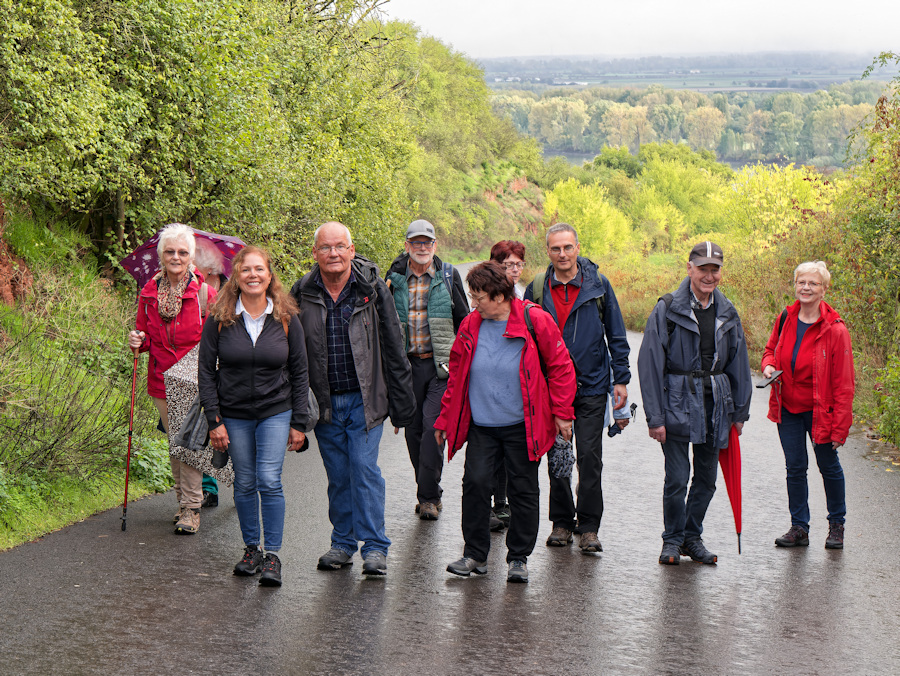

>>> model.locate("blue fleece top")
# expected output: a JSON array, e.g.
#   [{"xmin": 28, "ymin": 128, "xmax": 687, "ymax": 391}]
[{"xmin": 469, "ymin": 320, "xmax": 525, "ymax": 427}]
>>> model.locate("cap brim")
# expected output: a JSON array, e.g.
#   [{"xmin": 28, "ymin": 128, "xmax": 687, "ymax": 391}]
[{"xmin": 691, "ymin": 257, "xmax": 723, "ymax": 267}]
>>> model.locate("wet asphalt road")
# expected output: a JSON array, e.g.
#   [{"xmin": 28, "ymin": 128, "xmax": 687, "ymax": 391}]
[{"xmin": 2, "ymin": 330, "xmax": 900, "ymax": 675}]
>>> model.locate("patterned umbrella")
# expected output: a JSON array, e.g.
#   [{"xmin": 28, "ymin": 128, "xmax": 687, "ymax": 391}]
[
  {"xmin": 719, "ymin": 424, "xmax": 742, "ymax": 553},
  {"xmin": 119, "ymin": 226, "xmax": 246, "ymax": 289}
]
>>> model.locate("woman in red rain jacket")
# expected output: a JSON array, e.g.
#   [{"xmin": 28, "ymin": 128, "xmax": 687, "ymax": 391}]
[
  {"xmin": 435, "ymin": 261, "xmax": 576, "ymax": 583},
  {"xmin": 761, "ymin": 260, "xmax": 854, "ymax": 551}
]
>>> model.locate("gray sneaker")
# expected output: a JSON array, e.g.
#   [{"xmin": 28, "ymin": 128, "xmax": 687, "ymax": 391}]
[
  {"xmin": 507, "ymin": 560, "xmax": 528, "ymax": 583},
  {"xmin": 317, "ymin": 547, "xmax": 353, "ymax": 570},
  {"xmin": 362, "ymin": 551, "xmax": 387, "ymax": 576},
  {"xmin": 447, "ymin": 556, "xmax": 488, "ymax": 577}
]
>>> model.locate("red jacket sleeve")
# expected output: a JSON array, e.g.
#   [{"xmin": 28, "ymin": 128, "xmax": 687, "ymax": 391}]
[
  {"xmin": 761, "ymin": 312, "xmax": 782, "ymax": 371},
  {"xmin": 829, "ymin": 322, "xmax": 855, "ymax": 444}
]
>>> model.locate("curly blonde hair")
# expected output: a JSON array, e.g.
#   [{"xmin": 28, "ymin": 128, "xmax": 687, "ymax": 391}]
[{"xmin": 211, "ymin": 246, "xmax": 298, "ymax": 326}]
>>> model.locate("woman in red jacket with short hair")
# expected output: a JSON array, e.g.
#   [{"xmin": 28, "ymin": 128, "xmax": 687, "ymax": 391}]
[
  {"xmin": 435, "ymin": 261, "xmax": 576, "ymax": 583},
  {"xmin": 761, "ymin": 260, "xmax": 855, "ymax": 550}
]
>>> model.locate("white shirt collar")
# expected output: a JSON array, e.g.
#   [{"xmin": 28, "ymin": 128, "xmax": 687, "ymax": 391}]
[{"xmin": 236, "ymin": 295, "xmax": 274, "ymax": 317}]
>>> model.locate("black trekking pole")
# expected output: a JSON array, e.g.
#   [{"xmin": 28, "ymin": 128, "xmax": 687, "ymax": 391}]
[{"xmin": 122, "ymin": 349, "xmax": 139, "ymax": 531}]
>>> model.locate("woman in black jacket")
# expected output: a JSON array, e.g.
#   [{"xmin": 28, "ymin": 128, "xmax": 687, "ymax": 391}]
[{"xmin": 198, "ymin": 246, "xmax": 309, "ymax": 587}]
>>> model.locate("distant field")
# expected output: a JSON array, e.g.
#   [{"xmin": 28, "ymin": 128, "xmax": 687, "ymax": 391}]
[
  {"xmin": 483, "ymin": 54, "xmax": 899, "ymax": 92},
  {"xmin": 490, "ymin": 69, "xmax": 896, "ymax": 92}
]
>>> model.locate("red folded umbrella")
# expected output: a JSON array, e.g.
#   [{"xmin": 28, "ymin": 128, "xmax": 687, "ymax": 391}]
[
  {"xmin": 120, "ymin": 226, "xmax": 246, "ymax": 290},
  {"xmin": 719, "ymin": 424, "xmax": 742, "ymax": 553}
]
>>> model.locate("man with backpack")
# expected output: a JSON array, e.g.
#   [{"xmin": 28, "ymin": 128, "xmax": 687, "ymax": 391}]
[
  {"xmin": 637, "ymin": 241, "xmax": 752, "ymax": 566},
  {"xmin": 385, "ymin": 219, "xmax": 469, "ymax": 521},
  {"xmin": 293, "ymin": 222, "xmax": 416, "ymax": 576},
  {"xmin": 524, "ymin": 222, "xmax": 631, "ymax": 554}
]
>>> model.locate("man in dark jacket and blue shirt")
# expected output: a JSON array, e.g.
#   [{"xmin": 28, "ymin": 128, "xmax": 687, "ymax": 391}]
[
  {"xmin": 291, "ymin": 222, "xmax": 416, "ymax": 577},
  {"xmin": 638, "ymin": 241, "xmax": 752, "ymax": 566},
  {"xmin": 524, "ymin": 222, "xmax": 631, "ymax": 554},
  {"xmin": 385, "ymin": 219, "xmax": 469, "ymax": 521}
]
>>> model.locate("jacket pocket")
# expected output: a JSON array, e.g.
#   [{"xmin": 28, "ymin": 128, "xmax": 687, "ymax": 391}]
[{"xmin": 664, "ymin": 382, "xmax": 690, "ymax": 437}]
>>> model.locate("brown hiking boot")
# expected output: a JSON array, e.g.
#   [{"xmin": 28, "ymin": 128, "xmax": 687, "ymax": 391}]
[
  {"xmin": 174, "ymin": 508, "xmax": 200, "ymax": 534},
  {"xmin": 173, "ymin": 506, "xmax": 184, "ymax": 524},
  {"xmin": 579, "ymin": 531, "xmax": 602, "ymax": 553},
  {"xmin": 419, "ymin": 502, "xmax": 440, "ymax": 521},
  {"xmin": 546, "ymin": 526, "xmax": 573, "ymax": 546}
]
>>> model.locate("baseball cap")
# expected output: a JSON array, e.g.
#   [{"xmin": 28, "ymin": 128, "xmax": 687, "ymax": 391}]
[
  {"xmin": 406, "ymin": 219, "xmax": 436, "ymax": 240},
  {"xmin": 689, "ymin": 241, "xmax": 724, "ymax": 267}
]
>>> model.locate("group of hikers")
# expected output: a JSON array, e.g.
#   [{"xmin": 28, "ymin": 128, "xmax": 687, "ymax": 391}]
[{"xmin": 127, "ymin": 219, "xmax": 855, "ymax": 586}]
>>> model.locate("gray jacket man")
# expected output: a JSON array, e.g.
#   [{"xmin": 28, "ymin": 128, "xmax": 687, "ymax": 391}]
[
  {"xmin": 384, "ymin": 219, "xmax": 468, "ymax": 520},
  {"xmin": 292, "ymin": 222, "xmax": 415, "ymax": 577},
  {"xmin": 638, "ymin": 241, "xmax": 752, "ymax": 567}
]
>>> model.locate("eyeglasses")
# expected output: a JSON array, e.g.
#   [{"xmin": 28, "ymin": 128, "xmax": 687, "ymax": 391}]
[
  {"xmin": 407, "ymin": 240, "xmax": 435, "ymax": 250},
  {"xmin": 503, "ymin": 261, "xmax": 526, "ymax": 270},
  {"xmin": 795, "ymin": 280, "xmax": 822, "ymax": 288},
  {"xmin": 163, "ymin": 249, "xmax": 191, "ymax": 258},
  {"xmin": 467, "ymin": 292, "xmax": 488, "ymax": 303},
  {"xmin": 316, "ymin": 244, "xmax": 350, "ymax": 255},
  {"xmin": 548, "ymin": 244, "xmax": 576, "ymax": 256}
]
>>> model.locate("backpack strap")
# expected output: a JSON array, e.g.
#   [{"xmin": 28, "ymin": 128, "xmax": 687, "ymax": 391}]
[
  {"xmin": 659, "ymin": 293, "xmax": 676, "ymax": 375},
  {"xmin": 441, "ymin": 262, "xmax": 455, "ymax": 309},
  {"xmin": 777, "ymin": 309, "xmax": 788, "ymax": 335},
  {"xmin": 532, "ymin": 271, "xmax": 545, "ymax": 307},
  {"xmin": 522, "ymin": 302, "xmax": 548, "ymax": 379}
]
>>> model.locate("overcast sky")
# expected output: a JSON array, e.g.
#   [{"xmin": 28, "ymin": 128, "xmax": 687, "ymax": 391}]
[{"xmin": 379, "ymin": 0, "xmax": 898, "ymax": 60}]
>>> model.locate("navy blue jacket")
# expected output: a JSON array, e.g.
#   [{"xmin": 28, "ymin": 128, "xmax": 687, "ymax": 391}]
[
  {"xmin": 524, "ymin": 256, "xmax": 631, "ymax": 396},
  {"xmin": 637, "ymin": 276, "xmax": 752, "ymax": 448}
]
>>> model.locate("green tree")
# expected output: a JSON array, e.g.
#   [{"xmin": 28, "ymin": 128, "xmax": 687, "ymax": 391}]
[
  {"xmin": 683, "ymin": 106, "xmax": 726, "ymax": 152},
  {"xmin": 544, "ymin": 178, "xmax": 630, "ymax": 257}
]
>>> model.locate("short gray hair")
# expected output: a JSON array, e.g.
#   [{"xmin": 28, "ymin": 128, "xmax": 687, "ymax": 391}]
[
  {"xmin": 794, "ymin": 260, "xmax": 831, "ymax": 288},
  {"xmin": 313, "ymin": 221, "xmax": 353, "ymax": 246},
  {"xmin": 193, "ymin": 237, "xmax": 225, "ymax": 275},
  {"xmin": 157, "ymin": 223, "xmax": 196, "ymax": 263},
  {"xmin": 546, "ymin": 222, "xmax": 579, "ymax": 246}
]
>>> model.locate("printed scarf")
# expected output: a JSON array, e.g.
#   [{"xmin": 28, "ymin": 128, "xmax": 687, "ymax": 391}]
[{"xmin": 156, "ymin": 270, "xmax": 192, "ymax": 321}]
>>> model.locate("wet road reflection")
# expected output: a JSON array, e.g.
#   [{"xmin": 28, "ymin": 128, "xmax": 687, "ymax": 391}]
[{"xmin": 1, "ymin": 332, "xmax": 899, "ymax": 674}]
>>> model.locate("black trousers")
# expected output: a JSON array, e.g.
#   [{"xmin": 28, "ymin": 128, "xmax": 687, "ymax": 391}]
[
  {"xmin": 462, "ymin": 423, "xmax": 539, "ymax": 563},
  {"xmin": 548, "ymin": 393, "xmax": 607, "ymax": 533},
  {"xmin": 405, "ymin": 357, "xmax": 446, "ymax": 503}
]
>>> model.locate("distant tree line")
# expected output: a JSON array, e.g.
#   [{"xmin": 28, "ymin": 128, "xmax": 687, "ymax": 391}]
[
  {"xmin": 493, "ymin": 82, "xmax": 882, "ymax": 166},
  {"xmin": 480, "ymin": 52, "xmax": 885, "ymax": 81}
]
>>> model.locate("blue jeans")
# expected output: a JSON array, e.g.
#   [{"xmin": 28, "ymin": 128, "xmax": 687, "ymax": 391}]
[
  {"xmin": 314, "ymin": 392, "xmax": 389, "ymax": 557},
  {"xmin": 223, "ymin": 410, "xmax": 291, "ymax": 552},
  {"xmin": 777, "ymin": 408, "xmax": 846, "ymax": 529}
]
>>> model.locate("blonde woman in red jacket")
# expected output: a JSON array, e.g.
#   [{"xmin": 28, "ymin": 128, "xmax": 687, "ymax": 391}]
[
  {"xmin": 761, "ymin": 261, "xmax": 855, "ymax": 550},
  {"xmin": 435, "ymin": 261, "xmax": 576, "ymax": 583}
]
